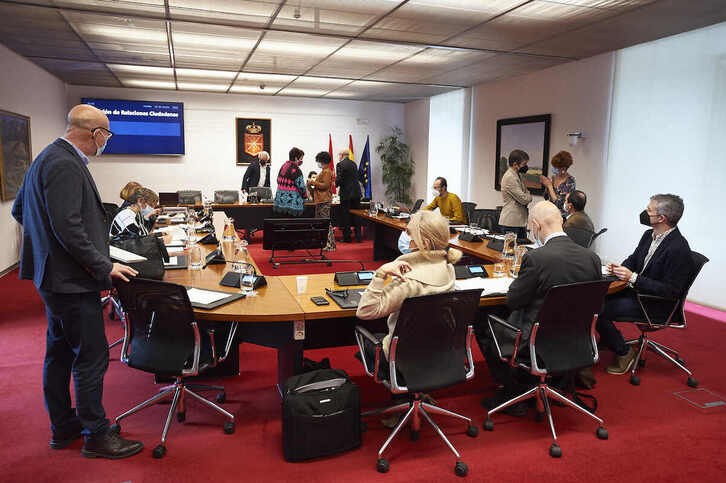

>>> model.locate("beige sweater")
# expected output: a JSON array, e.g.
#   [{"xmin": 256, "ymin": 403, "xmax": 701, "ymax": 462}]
[{"xmin": 356, "ymin": 250, "xmax": 456, "ymax": 358}]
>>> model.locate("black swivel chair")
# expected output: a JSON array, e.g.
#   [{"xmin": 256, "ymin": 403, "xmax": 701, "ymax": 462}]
[
  {"xmin": 590, "ymin": 228, "xmax": 607, "ymax": 246},
  {"xmin": 461, "ymin": 202, "xmax": 477, "ymax": 224},
  {"xmin": 410, "ymin": 198, "xmax": 424, "ymax": 214},
  {"xmin": 563, "ymin": 226, "xmax": 595, "ymax": 248},
  {"xmin": 101, "ymin": 202, "xmax": 124, "ymax": 346},
  {"xmin": 484, "ymin": 280, "xmax": 612, "ymax": 457},
  {"xmin": 354, "ymin": 290, "xmax": 482, "ymax": 477},
  {"xmin": 618, "ymin": 251, "xmax": 708, "ymax": 387},
  {"xmin": 111, "ymin": 278, "xmax": 237, "ymax": 458}
]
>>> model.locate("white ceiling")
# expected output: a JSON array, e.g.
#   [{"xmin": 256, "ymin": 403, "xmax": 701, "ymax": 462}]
[{"xmin": 1, "ymin": 0, "xmax": 725, "ymax": 102}]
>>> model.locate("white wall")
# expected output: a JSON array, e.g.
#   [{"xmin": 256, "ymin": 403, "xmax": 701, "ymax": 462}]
[
  {"xmin": 0, "ymin": 44, "xmax": 67, "ymax": 273},
  {"xmin": 65, "ymin": 86, "xmax": 404, "ymax": 206},
  {"xmin": 404, "ymin": 98, "xmax": 430, "ymax": 203},
  {"xmin": 469, "ymin": 53, "xmax": 615, "ymax": 232},
  {"xmin": 601, "ymin": 21, "xmax": 726, "ymax": 309}
]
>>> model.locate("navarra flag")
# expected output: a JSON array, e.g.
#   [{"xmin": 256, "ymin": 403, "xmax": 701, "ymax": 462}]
[
  {"xmin": 348, "ymin": 134, "xmax": 355, "ymax": 161},
  {"xmin": 328, "ymin": 133, "xmax": 336, "ymax": 194},
  {"xmin": 358, "ymin": 135, "xmax": 372, "ymax": 199}
]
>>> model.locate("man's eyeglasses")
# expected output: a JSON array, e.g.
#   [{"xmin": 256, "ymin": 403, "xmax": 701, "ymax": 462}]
[{"xmin": 90, "ymin": 126, "xmax": 114, "ymax": 139}]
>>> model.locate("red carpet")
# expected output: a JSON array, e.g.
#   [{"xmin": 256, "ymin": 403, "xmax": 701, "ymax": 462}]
[{"xmin": 2, "ymin": 260, "xmax": 726, "ymax": 482}]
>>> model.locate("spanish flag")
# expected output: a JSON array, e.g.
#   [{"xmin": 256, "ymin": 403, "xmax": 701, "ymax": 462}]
[
  {"xmin": 348, "ymin": 134, "xmax": 354, "ymax": 161},
  {"xmin": 328, "ymin": 133, "xmax": 336, "ymax": 194}
]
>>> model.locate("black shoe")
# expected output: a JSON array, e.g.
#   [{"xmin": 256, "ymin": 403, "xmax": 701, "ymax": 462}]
[
  {"xmin": 50, "ymin": 423, "xmax": 83, "ymax": 450},
  {"xmin": 81, "ymin": 430, "xmax": 143, "ymax": 460}
]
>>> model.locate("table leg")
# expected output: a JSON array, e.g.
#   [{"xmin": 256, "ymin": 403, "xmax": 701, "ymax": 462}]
[{"xmin": 277, "ymin": 340, "xmax": 304, "ymax": 396}]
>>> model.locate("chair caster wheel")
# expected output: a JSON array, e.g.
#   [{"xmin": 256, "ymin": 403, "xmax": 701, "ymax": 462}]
[
  {"xmin": 223, "ymin": 421, "xmax": 235, "ymax": 434},
  {"xmin": 466, "ymin": 424, "xmax": 479, "ymax": 437},
  {"xmin": 152, "ymin": 444, "xmax": 166, "ymax": 459},
  {"xmin": 455, "ymin": 461, "xmax": 468, "ymax": 477},
  {"xmin": 177, "ymin": 411, "xmax": 185, "ymax": 422},
  {"xmin": 629, "ymin": 375, "xmax": 640, "ymax": 386},
  {"xmin": 410, "ymin": 429, "xmax": 419, "ymax": 441},
  {"xmin": 109, "ymin": 423, "xmax": 121, "ymax": 435},
  {"xmin": 549, "ymin": 443, "xmax": 562, "ymax": 458},
  {"xmin": 676, "ymin": 358, "xmax": 685, "ymax": 366},
  {"xmin": 483, "ymin": 419, "xmax": 494, "ymax": 431},
  {"xmin": 216, "ymin": 392, "xmax": 226, "ymax": 403},
  {"xmin": 638, "ymin": 359, "xmax": 646, "ymax": 367},
  {"xmin": 687, "ymin": 377, "xmax": 699, "ymax": 388},
  {"xmin": 377, "ymin": 458, "xmax": 389, "ymax": 473},
  {"xmin": 360, "ymin": 421, "xmax": 367, "ymax": 433},
  {"xmin": 596, "ymin": 426, "xmax": 609, "ymax": 440}
]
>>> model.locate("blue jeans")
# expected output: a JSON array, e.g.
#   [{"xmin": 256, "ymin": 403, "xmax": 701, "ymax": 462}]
[{"xmin": 38, "ymin": 290, "xmax": 110, "ymax": 437}]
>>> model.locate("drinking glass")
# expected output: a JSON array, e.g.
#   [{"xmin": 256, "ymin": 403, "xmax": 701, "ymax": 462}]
[
  {"xmin": 493, "ymin": 259, "xmax": 506, "ymax": 278},
  {"xmin": 184, "ymin": 225, "xmax": 196, "ymax": 248},
  {"xmin": 240, "ymin": 264, "xmax": 255, "ymax": 294},
  {"xmin": 510, "ymin": 246, "xmax": 527, "ymax": 278},
  {"xmin": 502, "ymin": 232, "xmax": 516, "ymax": 259},
  {"xmin": 188, "ymin": 245, "xmax": 202, "ymax": 270},
  {"xmin": 368, "ymin": 202, "xmax": 378, "ymax": 217},
  {"xmin": 222, "ymin": 217, "xmax": 236, "ymax": 242},
  {"xmin": 231, "ymin": 239, "xmax": 249, "ymax": 272},
  {"xmin": 296, "ymin": 275, "xmax": 309, "ymax": 294}
]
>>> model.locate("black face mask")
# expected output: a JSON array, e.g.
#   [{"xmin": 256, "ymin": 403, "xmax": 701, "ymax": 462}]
[
  {"xmin": 640, "ymin": 209, "xmax": 652, "ymax": 226},
  {"xmin": 519, "ymin": 165, "xmax": 529, "ymax": 174}
]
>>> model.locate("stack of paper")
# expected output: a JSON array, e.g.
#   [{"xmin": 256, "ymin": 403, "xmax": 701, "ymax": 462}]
[
  {"xmin": 186, "ymin": 288, "xmax": 229, "ymax": 305},
  {"xmin": 110, "ymin": 245, "xmax": 147, "ymax": 263},
  {"xmin": 455, "ymin": 277, "xmax": 514, "ymax": 297}
]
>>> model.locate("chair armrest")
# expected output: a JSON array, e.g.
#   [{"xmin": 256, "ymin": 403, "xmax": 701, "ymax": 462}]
[
  {"xmin": 487, "ymin": 314, "xmax": 522, "ymax": 367},
  {"xmin": 465, "ymin": 325, "xmax": 475, "ymax": 380},
  {"xmin": 181, "ymin": 322, "xmax": 202, "ymax": 377},
  {"xmin": 354, "ymin": 325, "xmax": 383, "ymax": 382}
]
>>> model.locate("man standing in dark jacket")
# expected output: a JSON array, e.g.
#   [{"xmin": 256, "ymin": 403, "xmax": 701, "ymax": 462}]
[
  {"xmin": 597, "ymin": 194, "xmax": 695, "ymax": 375},
  {"xmin": 481, "ymin": 201, "xmax": 601, "ymax": 415},
  {"xmin": 12, "ymin": 105, "xmax": 142, "ymax": 459},
  {"xmin": 336, "ymin": 149, "xmax": 362, "ymax": 242},
  {"xmin": 241, "ymin": 150, "xmax": 271, "ymax": 192}
]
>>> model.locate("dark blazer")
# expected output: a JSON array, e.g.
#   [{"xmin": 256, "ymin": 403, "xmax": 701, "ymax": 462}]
[
  {"xmin": 563, "ymin": 211, "xmax": 594, "ymax": 233},
  {"xmin": 11, "ymin": 138, "xmax": 113, "ymax": 293},
  {"xmin": 335, "ymin": 157, "xmax": 361, "ymax": 201},
  {"xmin": 241, "ymin": 161, "xmax": 271, "ymax": 191},
  {"xmin": 621, "ymin": 228, "xmax": 694, "ymax": 299},
  {"xmin": 506, "ymin": 235, "xmax": 602, "ymax": 341}
]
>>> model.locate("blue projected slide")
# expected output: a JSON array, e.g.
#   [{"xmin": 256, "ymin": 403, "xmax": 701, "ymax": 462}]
[{"xmin": 81, "ymin": 98, "xmax": 185, "ymax": 155}]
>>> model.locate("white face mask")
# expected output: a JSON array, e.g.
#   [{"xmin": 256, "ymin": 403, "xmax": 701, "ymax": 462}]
[
  {"xmin": 532, "ymin": 223, "xmax": 544, "ymax": 248},
  {"xmin": 95, "ymin": 137, "xmax": 107, "ymax": 156},
  {"xmin": 432, "ymin": 189, "xmax": 440, "ymax": 197},
  {"xmin": 141, "ymin": 205, "xmax": 154, "ymax": 218}
]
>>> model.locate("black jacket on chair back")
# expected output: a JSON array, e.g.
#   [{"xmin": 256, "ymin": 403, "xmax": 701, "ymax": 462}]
[
  {"xmin": 335, "ymin": 157, "xmax": 361, "ymax": 201},
  {"xmin": 11, "ymin": 138, "xmax": 113, "ymax": 293},
  {"xmin": 506, "ymin": 235, "xmax": 602, "ymax": 342}
]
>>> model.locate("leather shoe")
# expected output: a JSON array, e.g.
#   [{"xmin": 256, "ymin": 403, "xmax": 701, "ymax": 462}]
[
  {"xmin": 82, "ymin": 430, "xmax": 143, "ymax": 460},
  {"xmin": 50, "ymin": 423, "xmax": 83, "ymax": 450},
  {"xmin": 606, "ymin": 347, "xmax": 636, "ymax": 375}
]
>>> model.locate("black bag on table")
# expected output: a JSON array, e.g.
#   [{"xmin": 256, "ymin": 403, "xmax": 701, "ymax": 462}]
[
  {"xmin": 110, "ymin": 235, "xmax": 169, "ymax": 280},
  {"xmin": 282, "ymin": 368, "xmax": 361, "ymax": 462}
]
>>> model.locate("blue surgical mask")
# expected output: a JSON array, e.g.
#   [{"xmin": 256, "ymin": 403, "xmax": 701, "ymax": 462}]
[
  {"xmin": 95, "ymin": 138, "xmax": 107, "ymax": 156},
  {"xmin": 532, "ymin": 225, "xmax": 543, "ymax": 248},
  {"xmin": 551, "ymin": 167, "xmax": 560, "ymax": 176},
  {"xmin": 141, "ymin": 205, "xmax": 154, "ymax": 218},
  {"xmin": 398, "ymin": 231, "xmax": 412, "ymax": 254}
]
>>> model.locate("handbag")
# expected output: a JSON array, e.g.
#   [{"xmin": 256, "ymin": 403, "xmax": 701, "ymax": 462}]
[
  {"xmin": 110, "ymin": 235, "xmax": 169, "ymax": 280},
  {"xmin": 282, "ymin": 368, "xmax": 361, "ymax": 461}
]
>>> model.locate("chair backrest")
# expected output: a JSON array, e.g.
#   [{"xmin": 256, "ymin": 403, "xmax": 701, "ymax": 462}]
[
  {"xmin": 249, "ymin": 186, "xmax": 273, "ymax": 202},
  {"xmin": 114, "ymin": 278, "xmax": 197, "ymax": 376},
  {"xmin": 391, "ymin": 290, "xmax": 482, "ymax": 393},
  {"xmin": 461, "ymin": 202, "xmax": 477, "ymax": 224},
  {"xmin": 177, "ymin": 190, "xmax": 202, "ymax": 205},
  {"xmin": 102, "ymin": 202, "xmax": 119, "ymax": 230},
  {"xmin": 411, "ymin": 198, "xmax": 424, "ymax": 214},
  {"xmin": 673, "ymin": 251, "xmax": 709, "ymax": 324},
  {"xmin": 563, "ymin": 226, "xmax": 594, "ymax": 248},
  {"xmin": 214, "ymin": 190, "xmax": 239, "ymax": 204},
  {"xmin": 530, "ymin": 280, "xmax": 611, "ymax": 374},
  {"xmin": 470, "ymin": 208, "xmax": 499, "ymax": 232},
  {"xmin": 590, "ymin": 228, "xmax": 607, "ymax": 246}
]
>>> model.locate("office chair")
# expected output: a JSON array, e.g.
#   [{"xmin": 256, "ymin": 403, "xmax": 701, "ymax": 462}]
[
  {"xmin": 111, "ymin": 278, "xmax": 237, "ymax": 458},
  {"xmin": 484, "ymin": 280, "xmax": 612, "ymax": 457},
  {"xmin": 470, "ymin": 209, "xmax": 499, "ymax": 233},
  {"xmin": 563, "ymin": 226, "xmax": 595, "ymax": 248},
  {"xmin": 101, "ymin": 199, "xmax": 124, "ymax": 348},
  {"xmin": 410, "ymin": 198, "xmax": 424, "ymax": 214},
  {"xmin": 590, "ymin": 227, "xmax": 607, "ymax": 246},
  {"xmin": 354, "ymin": 290, "xmax": 482, "ymax": 476},
  {"xmin": 213, "ymin": 190, "xmax": 239, "ymax": 204},
  {"xmin": 177, "ymin": 190, "xmax": 202, "ymax": 205},
  {"xmin": 618, "ymin": 251, "xmax": 708, "ymax": 387},
  {"xmin": 461, "ymin": 202, "xmax": 477, "ymax": 224}
]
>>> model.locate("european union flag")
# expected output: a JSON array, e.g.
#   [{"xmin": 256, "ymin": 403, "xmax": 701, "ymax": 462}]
[{"xmin": 358, "ymin": 135, "xmax": 372, "ymax": 199}]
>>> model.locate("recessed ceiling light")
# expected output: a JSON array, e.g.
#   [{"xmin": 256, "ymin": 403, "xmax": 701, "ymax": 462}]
[
  {"xmin": 234, "ymin": 72, "xmax": 298, "ymax": 83},
  {"xmin": 81, "ymin": 25, "xmax": 167, "ymax": 43},
  {"xmin": 177, "ymin": 81, "xmax": 229, "ymax": 91},
  {"xmin": 121, "ymin": 79, "xmax": 176, "ymax": 89},
  {"xmin": 175, "ymin": 68, "xmax": 237, "ymax": 79},
  {"xmin": 108, "ymin": 64, "xmax": 173, "ymax": 75},
  {"xmin": 173, "ymin": 32, "xmax": 258, "ymax": 50}
]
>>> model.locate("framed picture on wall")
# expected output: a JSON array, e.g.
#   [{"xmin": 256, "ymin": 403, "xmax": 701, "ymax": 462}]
[
  {"xmin": 236, "ymin": 118, "xmax": 271, "ymax": 165},
  {"xmin": 495, "ymin": 114, "xmax": 551, "ymax": 197},
  {"xmin": 0, "ymin": 109, "xmax": 32, "ymax": 201}
]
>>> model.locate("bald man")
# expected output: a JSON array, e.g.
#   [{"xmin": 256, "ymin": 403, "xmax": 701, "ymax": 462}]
[
  {"xmin": 12, "ymin": 105, "xmax": 143, "ymax": 459},
  {"xmin": 480, "ymin": 201, "xmax": 602, "ymax": 416}
]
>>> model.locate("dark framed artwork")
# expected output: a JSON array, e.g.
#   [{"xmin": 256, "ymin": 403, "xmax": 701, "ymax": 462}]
[
  {"xmin": 495, "ymin": 114, "xmax": 551, "ymax": 197},
  {"xmin": 0, "ymin": 109, "xmax": 32, "ymax": 201},
  {"xmin": 236, "ymin": 118, "xmax": 271, "ymax": 165}
]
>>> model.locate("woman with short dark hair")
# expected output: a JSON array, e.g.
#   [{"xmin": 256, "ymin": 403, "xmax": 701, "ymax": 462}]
[
  {"xmin": 273, "ymin": 147, "xmax": 307, "ymax": 216},
  {"xmin": 308, "ymin": 152, "xmax": 336, "ymax": 250}
]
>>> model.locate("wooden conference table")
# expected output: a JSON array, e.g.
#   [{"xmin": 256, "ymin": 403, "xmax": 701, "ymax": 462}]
[{"xmin": 162, "ymin": 244, "xmax": 624, "ymax": 393}]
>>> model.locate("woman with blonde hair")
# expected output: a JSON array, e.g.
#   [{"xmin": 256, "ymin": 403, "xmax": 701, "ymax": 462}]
[
  {"xmin": 357, "ymin": 210, "xmax": 462, "ymax": 359},
  {"xmin": 119, "ymin": 181, "xmax": 142, "ymax": 209}
]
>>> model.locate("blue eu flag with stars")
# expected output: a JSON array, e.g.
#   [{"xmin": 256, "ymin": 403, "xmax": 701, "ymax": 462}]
[{"xmin": 358, "ymin": 135, "xmax": 371, "ymax": 199}]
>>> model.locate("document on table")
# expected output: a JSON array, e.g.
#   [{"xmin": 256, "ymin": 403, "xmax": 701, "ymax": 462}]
[
  {"xmin": 163, "ymin": 256, "xmax": 178, "ymax": 266},
  {"xmin": 109, "ymin": 245, "xmax": 147, "ymax": 263},
  {"xmin": 186, "ymin": 288, "xmax": 230, "ymax": 305},
  {"xmin": 455, "ymin": 277, "xmax": 514, "ymax": 297}
]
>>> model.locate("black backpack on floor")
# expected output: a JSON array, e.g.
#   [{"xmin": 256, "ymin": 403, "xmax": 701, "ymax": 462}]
[{"xmin": 282, "ymin": 368, "xmax": 361, "ymax": 462}]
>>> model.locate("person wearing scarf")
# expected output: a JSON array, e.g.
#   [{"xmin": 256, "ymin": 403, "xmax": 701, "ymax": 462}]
[{"xmin": 273, "ymin": 146, "xmax": 307, "ymax": 216}]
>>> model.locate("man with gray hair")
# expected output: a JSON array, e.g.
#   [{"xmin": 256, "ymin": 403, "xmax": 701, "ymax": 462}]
[
  {"xmin": 598, "ymin": 194, "xmax": 695, "ymax": 375},
  {"xmin": 241, "ymin": 150, "xmax": 271, "ymax": 192}
]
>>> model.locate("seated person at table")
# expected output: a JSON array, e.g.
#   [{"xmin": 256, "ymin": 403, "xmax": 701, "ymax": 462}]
[
  {"xmin": 119, "ymin": 181, "xmax": 141, "ymax": 210},
  {"xmin": 479, "ymin": 201, "xmax": 601, "ymax": 416},
  {"xmin": 597, "ymin": 194, "xmax": 695, "ymax": 375},
  {"xmin": 357, "ymin": 210, "xmax": 462, "ymax": 359},
  {"xmin": 110, "ymin": 187, "xmax": 169, "ymax": 243},
  {"xmin": 424, "ymin": 177, "xmax": 466, "ymax": 224},
  {"xmin": 563, "ymin": 190, "xmax": 594, "ymax": 233}
]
